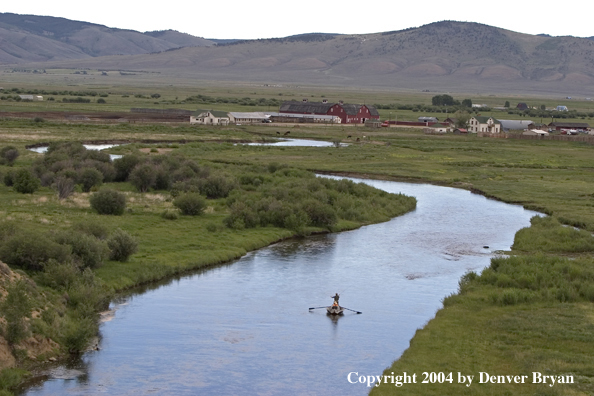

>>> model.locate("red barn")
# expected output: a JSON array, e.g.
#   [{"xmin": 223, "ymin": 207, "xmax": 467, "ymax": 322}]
[{"xmin": 280, "ymin": 100, "xmax": 379, "ymax": 124}]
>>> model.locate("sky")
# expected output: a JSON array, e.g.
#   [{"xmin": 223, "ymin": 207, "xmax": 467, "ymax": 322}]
[{"xmin": 2, "ymin": 1, "xmax": 593, "ymax": 40}]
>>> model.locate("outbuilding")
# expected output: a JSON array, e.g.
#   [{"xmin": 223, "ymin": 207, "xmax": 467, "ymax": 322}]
[
  {"xmin": 548, "ymin": 122, "xmax": 590, "ymax": 131},
  {"xmin": 498, "ymin": 119, "xmax": 534, "ymax": 132},
  {"xmin": 228, "ymin": 112, "xmax": 270, "ymax": 124}
]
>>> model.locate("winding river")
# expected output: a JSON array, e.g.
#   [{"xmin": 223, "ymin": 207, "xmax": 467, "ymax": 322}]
[{"xmin": 22, "ymin": 177, "xmax": 539, "ymax": 396}]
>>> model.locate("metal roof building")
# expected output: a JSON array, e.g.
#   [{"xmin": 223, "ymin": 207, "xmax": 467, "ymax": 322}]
[{"xmin": 498, "ymin": 120, "xmax": 534, "ymax": 131}]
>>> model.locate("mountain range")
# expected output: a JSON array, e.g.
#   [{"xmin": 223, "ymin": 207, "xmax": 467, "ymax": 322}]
[{"xmin": 1, "ymin": 13, "xmax": 594, "ymax": 95}]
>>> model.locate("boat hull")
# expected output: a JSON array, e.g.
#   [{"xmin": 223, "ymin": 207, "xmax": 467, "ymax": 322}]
[{"xmin": 326, "ymin": 305, "xmax": 344, "ymax": 315}]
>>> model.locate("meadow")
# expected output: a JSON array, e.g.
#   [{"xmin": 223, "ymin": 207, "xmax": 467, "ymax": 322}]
[{"xmin": 1, "ymin": 80, "xmax": 594, "ymax": 395}]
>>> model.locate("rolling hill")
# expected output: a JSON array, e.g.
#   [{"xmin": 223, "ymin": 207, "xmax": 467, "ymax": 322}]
[
  {"xmin": 0, "ymin": 12, "xmax": 214, "ymax": 63},
  {"xmin": 2, "ymin": 15, "xmax": 594, "ymax": 95}
]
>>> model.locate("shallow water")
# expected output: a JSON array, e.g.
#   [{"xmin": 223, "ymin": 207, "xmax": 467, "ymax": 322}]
[
  {"xmin": 22, "ymin": 178, "xmax": 539, "ymax": 396},
  {"xmin": 245, "ymin": 138, "xmax": 346, "ymax": 147},
  {"xmin": 28, "ymin": 144, "xmax": 123, "ymax": 160}
]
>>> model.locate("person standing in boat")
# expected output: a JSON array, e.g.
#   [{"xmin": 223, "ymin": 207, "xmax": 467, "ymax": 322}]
[{"xmin": 331, "ymin": 293, "xmax": 340, "ymax": 306}]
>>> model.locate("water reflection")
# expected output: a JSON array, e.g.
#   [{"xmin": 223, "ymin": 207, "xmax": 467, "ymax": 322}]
[
  {"xmin": 23, "ymin": 178, "xmax": 540, "ymax": 396},
  {"xmin": 245, "ymin": 138, "xmax": 346, "ymax": 147}
]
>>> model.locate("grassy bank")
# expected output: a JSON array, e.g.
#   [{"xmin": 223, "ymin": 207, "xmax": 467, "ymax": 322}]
[{"xmin": 371, "ymin": 217, "xmax": 594, "ymax": 395}]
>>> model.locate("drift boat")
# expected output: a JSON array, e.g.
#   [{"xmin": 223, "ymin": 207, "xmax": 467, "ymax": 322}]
[{"xmin": 326, "ymin": 304, "xmax": 344, "ymax": 315}]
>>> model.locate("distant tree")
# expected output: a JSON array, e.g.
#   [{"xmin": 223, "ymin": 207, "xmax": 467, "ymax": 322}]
[
  {"xmin": 97, "ymin": 98, "xmax": 106, "ymax": 104},
  {"xmin": 540, "ymin": 104, "xmax": 546, "ymax": 110},
  {"xmin": 453, "ymin": 111, "xmax": 471, "ymax": 129},
  {"xmin": 432, "ymin": 94, "xmax": 459, "ymax": 106},
  {"xmin": 504, "ymin": 100, "xmax": 510, "ymax": 108},
  {"xmin": 151, "ymin": 93, "xmax": 161, "ymax": 99},
  {"xmin": 461, "ymin": 99, "xmax": 473, "ymax": 108}
]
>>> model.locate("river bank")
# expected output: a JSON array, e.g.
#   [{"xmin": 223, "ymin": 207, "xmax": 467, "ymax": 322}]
[
  {"xmin": 18, "ymin": 177, "xmax": 538, "ymax": 396},
  {"xmin": 0, "ymin": 153, "xmax": 417, "ymax": 395}
]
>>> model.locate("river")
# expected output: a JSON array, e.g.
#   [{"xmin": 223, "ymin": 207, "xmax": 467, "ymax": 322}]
[{"xmin": 22, "ymin": 177, "xmax": 539, "ymax": 396}]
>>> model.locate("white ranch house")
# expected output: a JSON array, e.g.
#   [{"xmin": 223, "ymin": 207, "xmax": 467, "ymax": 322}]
[
  {"xmin": 190, "ymin": 110, "xmax": 230, "ymax": 126},
  {"xmin": 468, "ymin": 116, "xmax": 502, "ymax": 133}
]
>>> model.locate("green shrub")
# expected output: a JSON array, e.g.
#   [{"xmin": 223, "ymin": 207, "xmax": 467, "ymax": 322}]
[
  {"xmin": 107, "ymin": 229, "xmax": 138, "ymax": 262},
  {"xmin": 12, "ymin": 168, "xmax": 40, "ymax": 194},
  {"xmin": 173, "ymin": 193, "xmax": 207, "ymax": 216},
  {"xmin": 90, "ymin": 189, "xmax": 126, "ymax": 215},
  {"xmin": 0, "ymin": 146, "xmax": 19, "ymax": 166},
  {"xmin": 301, "ymin": 200, "xmax": 337, "ymax": 228},
  {"xmin": 55, "ymin": 231, "xmax": 109, "ymax": 269},
  {"xmin": 73, "ymin": 220, "xmax": 109, "ymax": 240},
  {"xmin": 0, "ymin": 281, "xmax": 33, "ymax": 344},
  {"xmin": 129, "ymin": 164, "xmax": 156, "ymax": 192},
  {"xmin": 3, "ymin": 170, "xmax": 15, "ymax": 186},
  {"xmin": 0, "ymin": 231, "xmax": 71, "ymax": 271},
  {"xmin": 61, "ymin": 316, "xmax": 97, "ymax": 353},
  {"xmin": 198, "ymin": 174, "xmax": 236, "ymax": 198},
  {"xmin": 113, "ymin": 155, "xmax": 141, "ymax": 181},
  {"xmin": 36, "ymin": 260, "xmax": 80, "ymax": 290},
  {"xmin": 78, "ymin": 168, "xmax": 103, "ymax": 192},
  {"xmin": 161, "ymin": 209, "xmax": 179, "ymax": 220},
  {"xmin": 53, "ymin": 176, "xmax": 75, "ymax": 200},
  {"xmin": 154, "ymin": 166, "xmax": 171, "ymax": 190}
]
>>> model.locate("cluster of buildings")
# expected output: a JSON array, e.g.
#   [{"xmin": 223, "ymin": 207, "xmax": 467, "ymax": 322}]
[
  {"xmin": 190, "ymin": 100, "xmax": 380, "ymax": 126},
  {"xmin": 189, "ymin": 99, "xmax": 591, "ymax": 137},
  {"xmin": 421, "ymin": 115, "xmax": 591, "ymax": 135}
]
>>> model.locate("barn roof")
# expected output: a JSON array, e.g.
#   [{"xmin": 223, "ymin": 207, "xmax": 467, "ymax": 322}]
[
  {"xmin": 498, "ymin": 119, "xmax": 534, "ymax": 130},
  {"xmin": 280, "ymin": 101, "xmax": 379, "ymax": 116},
  {"xmin": 280, "ymin": 101, "xmax": 335, "ymax": 113},
  {"xmin": 228, "ymin": 112, "xmax": 269, "ymax": 119}
]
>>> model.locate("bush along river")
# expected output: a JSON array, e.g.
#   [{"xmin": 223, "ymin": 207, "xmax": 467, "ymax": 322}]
[{"xmin": 21, "ymin": 177, "xmax": 539, "ymax": 396}]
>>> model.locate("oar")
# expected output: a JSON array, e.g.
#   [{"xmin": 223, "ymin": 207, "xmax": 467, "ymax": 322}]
[
  {"xmin": 309, "ymin": 306, "xmax": 328, "ymax": 310},
  {"xmin": 342, "ymin": 307, "xmax": 362, "ymax": 314}
]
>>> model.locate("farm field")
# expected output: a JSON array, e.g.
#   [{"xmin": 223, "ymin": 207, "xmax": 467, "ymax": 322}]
[{"xmin": 2, "ymin": 72, "xmax": 594, "ymax": 124}]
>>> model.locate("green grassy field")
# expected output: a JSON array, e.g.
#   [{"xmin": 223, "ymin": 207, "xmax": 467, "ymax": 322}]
[
  {"xmin": 2, "ymin": 72, "xmax": 594, "ymax": 124},
  {"xmin": 2, "ymin": 81, "xmax": 594, "ymax": 395}
]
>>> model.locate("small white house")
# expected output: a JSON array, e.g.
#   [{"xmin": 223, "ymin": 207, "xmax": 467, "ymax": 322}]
[
  {"xmin": 555, "ymin": 106, "xmax": 568, "ymax": 111},
  {"xmin": 190, "ymin": 110, "xmax": 229, "ymax": 126}
]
